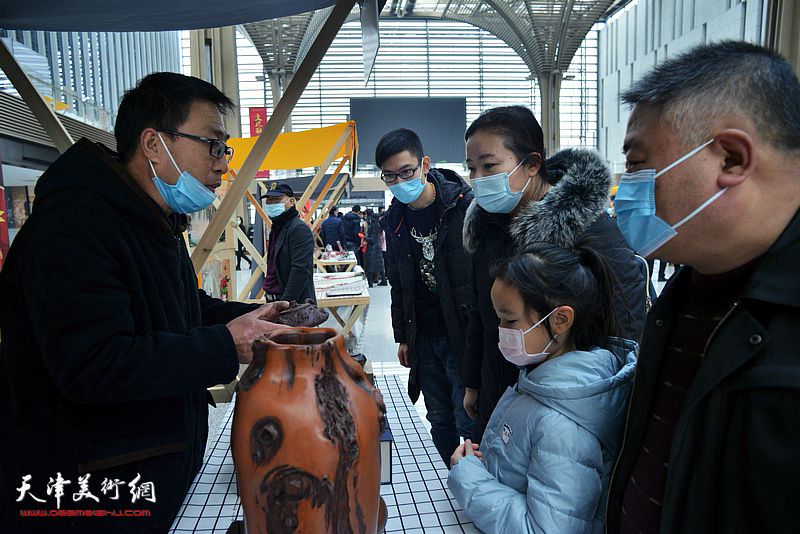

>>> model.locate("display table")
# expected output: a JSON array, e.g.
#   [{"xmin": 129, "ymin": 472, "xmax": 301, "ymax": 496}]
[
  {"xmin": 170, "ymin": 375, "xmax": 478, "ymax": 533},
  {"xmin": 315, "ymin": 250, "xmax": 358, "ymax": 272},
  {"xmin": 314, "ymin": 272, "xmax": 370, "ymax": 338}
]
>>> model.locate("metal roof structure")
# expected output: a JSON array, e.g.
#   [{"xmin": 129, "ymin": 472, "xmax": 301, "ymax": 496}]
[
  {"xmin": 245, "ymin": 0, "xmax": 625, "ymax": 80},
  {"xmin": 242, "ymin": 0, "xmax": 629, "ymax": 150}
]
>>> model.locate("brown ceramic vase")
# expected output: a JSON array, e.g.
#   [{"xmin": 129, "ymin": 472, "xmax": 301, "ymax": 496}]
[{"xmin": 232, "ymin": 327, "xmax": 386, "ymax": 534}]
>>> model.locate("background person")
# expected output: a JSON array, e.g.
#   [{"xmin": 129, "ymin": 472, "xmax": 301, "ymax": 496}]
[
  {"xmin": 461, "ymin": 105, "xmax": 647, "ymax": 443},
  {"xmin": 261, "ymin": 182, "xmax": 316, "ymax": 303},
  {"xmin": 606, "ymin": 40, "xmax": 800, "ymax": 533},
  {"xmin": 363, "ymin": 208, "xmax": 385, "ymax": 286},
  {"xmin": 449, "ymin": 242, "xmax": 636, "ymax": 533},
  {"xmin": 319, "ymin": 205, "xmax": 345, "ymax": 250},
  {"xmin": 0, "ymin": 72, "xmax": 287, "ymax": 532},
  {"xmin": 235, "ymin": 215, "xmax": 252, "ymax": 270},
  {"xmin": 377, "ymin": 128, "xmax": 475, "ymax": 467},
  {"xmin": 343, "ymin": 204, "xmax": 363, "ymax": 266}
]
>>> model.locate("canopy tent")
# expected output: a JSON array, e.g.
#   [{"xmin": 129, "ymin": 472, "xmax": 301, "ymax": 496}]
[{"xmin": 225, "ymin": 121, "xmax": 358, "ymax": 301}]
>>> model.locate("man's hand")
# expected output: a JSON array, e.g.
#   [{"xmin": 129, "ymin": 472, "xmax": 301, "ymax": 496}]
[
  {"xmin": 227, "ymin": 302, "xmax": 290, "ymax": 364},
  {"xmin": 397, "ymin": 343, "xmax": 411, "ymax": 368},
  {"xmin": 450, "ymin": 439, "xmax": 482, "ymax": 468},
  {"xmin": 463, "ymin": 387, "xmax": 479, "ymax": 420}
]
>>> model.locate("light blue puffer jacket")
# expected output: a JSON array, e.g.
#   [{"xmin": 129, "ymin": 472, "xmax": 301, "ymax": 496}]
[{"xmin": 448, "ymin": 337, "xmax": 637, "ymax": 534}]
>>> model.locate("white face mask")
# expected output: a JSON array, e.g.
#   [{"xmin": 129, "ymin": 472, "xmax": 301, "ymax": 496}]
[{"xmin": 497, "ymin": 308, "xmax": 557, "ymax": 367}]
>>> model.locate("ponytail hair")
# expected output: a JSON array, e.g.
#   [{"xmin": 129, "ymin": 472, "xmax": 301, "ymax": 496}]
[{"xmin": 490, "ymin": 239, "xmax": 625, "ymax": 351}]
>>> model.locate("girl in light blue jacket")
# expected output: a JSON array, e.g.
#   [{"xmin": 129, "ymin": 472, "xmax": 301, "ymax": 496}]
[{"xmin": 448, "ymin": 241, "xmax": 637, "ymax": 533}]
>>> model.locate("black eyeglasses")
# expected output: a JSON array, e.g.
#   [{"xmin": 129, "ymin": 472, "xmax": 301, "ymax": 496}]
[
  {"xmin": 380, "ymin": 164, "xmax": 420, "ymax": 184},
  {"xmin": 157, "ymin": 129, "xmax": 234, "ymax": 162}
]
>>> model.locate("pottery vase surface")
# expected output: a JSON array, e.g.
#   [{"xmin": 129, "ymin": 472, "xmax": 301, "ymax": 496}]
[{"xmin": 232, "ymin": 327, "xmax": 386, "ymax": 534}]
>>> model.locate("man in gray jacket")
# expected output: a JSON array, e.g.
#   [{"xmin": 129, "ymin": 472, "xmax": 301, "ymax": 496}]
[{"xmin": 262, "ymin": 182, "xmax": 316, "ymax": 303}]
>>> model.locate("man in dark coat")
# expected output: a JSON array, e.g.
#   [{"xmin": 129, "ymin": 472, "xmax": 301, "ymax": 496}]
[
  {"xmin": 261, "ymin": 182, "xmax": 316, "ymax": 303},
  {"xmin": 342, "ymin": 205, "xmax": 363, "ymax": 266},
  {"xmin": 606, "ymin": 41, "xmax": 800, "ymax": 533},
  {"xmin": 0, "ymin": 73, "xmax": 287, "ymax": 533},
  {"xmin": 462, "ymin": 147, "xmax": 647, "ymax": 443},
  {"xmin": 377, "ymin": 128, "xmax": 475, "ymax": 467},
  {"xmin": 319, "ymin": 205, "xmax": 345, "ymax": 250}
]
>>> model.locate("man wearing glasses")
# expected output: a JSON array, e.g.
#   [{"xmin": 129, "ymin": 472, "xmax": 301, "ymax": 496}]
[
  {"xmin": 0, "ymin": 72, "xmax": 288, "ymax": 532},
  {"xmin": 377, "ymin": 128, "xmax": 475, "ymax": 467}
]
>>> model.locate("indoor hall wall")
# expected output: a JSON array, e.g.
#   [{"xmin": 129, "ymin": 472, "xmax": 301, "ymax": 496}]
[{"xmin": 597, "ymin": 0, "xmax": 766, "ymax": 174}]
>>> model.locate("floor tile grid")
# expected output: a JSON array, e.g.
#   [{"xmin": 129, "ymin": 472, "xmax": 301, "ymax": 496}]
[
  {"xmin": 378, "ymin": 375, "xmax": 479, "ymax": 534},
  {"xmin": 171, "ymin": 402, "xmax": 241, "ymax": 532}
]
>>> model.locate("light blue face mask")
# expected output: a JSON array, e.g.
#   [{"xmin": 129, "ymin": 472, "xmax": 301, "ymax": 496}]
[
  {"xmin": 150, "ymin": 132, "xmax": 217, "ymax": 214},
  {"xmin": 616, "ymin": 139, "xmax": 726, "ymax": 257},
  {"xmin": 265, "ymin": 202, "xmax": 288, "ymax": 219},
  {"xmin": 471, "ymin": 159, "xmax": 529, "ymax": 213},
  {"xmin": 388, "ymin": 170, "xmax": 426, "ymax": 205}
]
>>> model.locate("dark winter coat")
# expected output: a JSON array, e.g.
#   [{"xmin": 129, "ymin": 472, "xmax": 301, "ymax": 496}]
[
  {"xmin": 343, "ymin": 211, "xmax": 362, "ymax": 245},
  {"xmin": 462, "ymin": 148, "xmax": 647, "ymax": 442},
  {"xmin": 381, "ymin": 168, "xmax": 475, "ymax": 402},
  {"xmin": 269, "ymin": 207, "xmax": 316, "ymax": 303},
  {"xmin": 364, "ymin": 213, "xmax": 384, "ymax": 274},
  {"xmin": 606, "ymin": 207, "xmax": 800, "ymax": 533},
  {"xmin": 319, "ymin": 214, "xmax": 345, "ymax": 249},
  {"xmin": 0, "ymin": 139, "xmax": 259, "ymax": 532}
]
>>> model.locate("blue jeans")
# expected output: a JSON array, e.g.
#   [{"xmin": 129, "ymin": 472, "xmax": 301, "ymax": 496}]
[{"xmin": 415, "ymin": 334, "xmax": 474, "ymax": 467}]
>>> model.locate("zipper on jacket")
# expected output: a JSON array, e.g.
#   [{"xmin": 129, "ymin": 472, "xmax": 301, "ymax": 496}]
[
  {"xmin": 605, "ymin": 352, "xmax": 639, "ymax": 534},
  {"xmin": 176, "ymin": 235, "xmax": 189, "ymax": 317},
  {"xmin": 604, "ymin": 301, "xmax": 739, "ymax": 532}
]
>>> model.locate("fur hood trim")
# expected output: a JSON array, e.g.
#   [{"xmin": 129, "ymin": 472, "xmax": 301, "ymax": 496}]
[{"xmin": 463, "ymin": 147, "xmax": 611, "ymax": 253}]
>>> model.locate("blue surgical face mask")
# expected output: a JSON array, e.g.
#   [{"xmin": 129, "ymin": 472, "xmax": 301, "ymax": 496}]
[
  {"xmin": 265, "ymin": 202, "xmax": 288, "ymax": 219},
  {"xmin": 616, "ymin": 139, "xmax": 726, "ymax": 257},
  {"xmin": 388, "ymin": 168, "xmax": 426, "ymax": 205},
  {"xmin": 471, "ymin": 159, "xmax": 530, "ymax": 213},
  {"xmin": 150, "ymin": 132, "xmax": 217, "ymax": 214}
]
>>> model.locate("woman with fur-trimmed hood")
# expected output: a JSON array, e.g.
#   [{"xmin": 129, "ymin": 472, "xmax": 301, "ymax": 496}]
[{"xmin": 462, "ymin": 106, "xmax": 647, "ymax": 443}]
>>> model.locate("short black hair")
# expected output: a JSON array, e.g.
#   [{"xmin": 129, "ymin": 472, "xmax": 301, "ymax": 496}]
[
  {"xmin": 115, "ymin": 72, "xmax": 235, "ymax": 163},
  {"xmin": 375, "ymin": 128, "xmax": 424, "ymax": 169},
  {"xmin": 352, "ymin": 205, "xmax": 361, "ymax": 212},
  {"xmin": 621, "ymin": 40, "xmax": 800, "ymax": 153},
  {"xmin": 465, "ymin": 105, "xmax": 550, "ymax": 184}
]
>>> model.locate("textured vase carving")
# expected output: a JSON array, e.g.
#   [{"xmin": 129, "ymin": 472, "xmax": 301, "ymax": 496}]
[{"xmin": 232, "ymin": 328, "xmax": 386, "ymax": 534}]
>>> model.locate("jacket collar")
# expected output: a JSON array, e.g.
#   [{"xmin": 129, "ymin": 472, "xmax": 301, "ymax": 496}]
[
  {"xmin": 463, "ymin": 147, "xmax": 611, "ymax": 253},
  {"xmin": 741, "ymin": 206, "xmax": 800, "ymax": 307}
]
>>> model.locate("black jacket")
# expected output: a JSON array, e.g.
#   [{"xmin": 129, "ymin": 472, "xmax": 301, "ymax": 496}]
[
  {"xmin": 343, "ymin": 211, "xmax": 362, "ymax": 244},
  {"xmin": 462, "ymin": 148, "xmax": 647, "ymax": 442},
  {"xmin": 0, "ymin": 139, "xmax": 259, "ymax": 532},
  {"xmin": 319, "ymin": 215, "xmax": 345, "ymax": 249},
  {"xmin": 381, "ymin": 168, "xmax": 474, "ymax": 402},
  {"xmin": 606, "ymin": 207, "xmax": 800, "ymax": 533},
  {"xmin": 269, "ymin": 207, "xmax": 316, "ymax": 303}
]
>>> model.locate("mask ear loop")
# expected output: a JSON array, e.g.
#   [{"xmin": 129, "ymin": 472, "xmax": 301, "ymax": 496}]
[
  {"xmin": 654, "ymin": 139, "xmax": 714, "ymax": 178},
  {"xmin": 156, "ymin": 132, "xmax": 183, "ymax": 174}
]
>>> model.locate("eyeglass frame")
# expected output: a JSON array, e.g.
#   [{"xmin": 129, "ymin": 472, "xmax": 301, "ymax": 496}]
[
  {"xmin": 380, "ymin": 164, "xmax": 421, "ymax": 185},
  {"xmin": 157, "ymin": 129, "xmax": 234, "ymax": 162}
]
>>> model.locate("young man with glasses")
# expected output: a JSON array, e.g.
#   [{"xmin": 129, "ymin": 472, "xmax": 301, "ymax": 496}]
[
  {"xmin": 0, "ymin": 72, "xmax": 288, "ymax": 532},
  {"xmin": 377, "ymin": 128, "xmax": 475, "ymax": 467}
]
